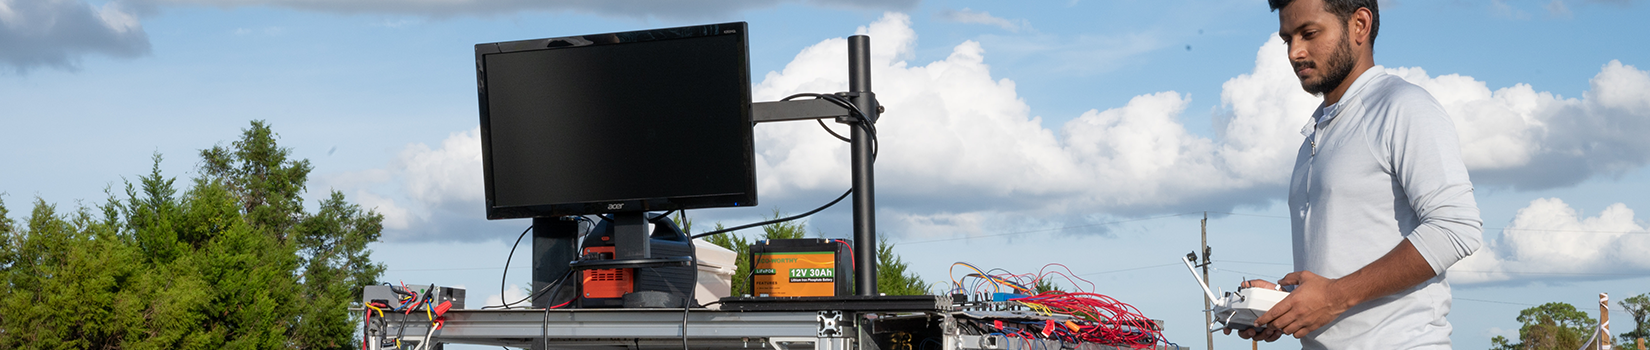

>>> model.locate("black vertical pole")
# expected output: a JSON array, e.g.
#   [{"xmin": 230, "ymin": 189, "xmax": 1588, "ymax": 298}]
[{"xmin": 847, "ymin": 35, "xmax": 879, "ymax": 296}]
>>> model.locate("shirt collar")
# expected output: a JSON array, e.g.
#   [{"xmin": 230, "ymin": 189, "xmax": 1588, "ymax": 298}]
[{"xmin": 1301, "ymin": 65, "xmax": 1385, "ymax": 138}]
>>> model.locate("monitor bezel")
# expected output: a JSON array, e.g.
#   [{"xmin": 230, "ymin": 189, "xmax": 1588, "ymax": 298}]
[{"xmin": 474, "ymin": 22, "xmax": 756, "ymax": 220}]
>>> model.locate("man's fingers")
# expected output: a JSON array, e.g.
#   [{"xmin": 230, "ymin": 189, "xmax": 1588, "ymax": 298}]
[
  {"xmin": 1255, "ymin": 298, "xmax": 1293, "ymax": 326},
  {"xmin": 1277, "ymin": 271, "xmax": 1303, "ymax": 286},
  {"xmin": 1241, "ymin": 279, "xmax": 1277, "ymax": 289},
  {"xmin": 1263, "ymin": 328, "xmax": 1284, "ymax": 342},
  {"xmin": 1281, "ymin": 321, "xmax": 1303, "ymax": 337}
]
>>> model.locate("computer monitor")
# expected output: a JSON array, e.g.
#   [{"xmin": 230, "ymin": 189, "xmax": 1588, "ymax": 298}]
[{"xmin": 474, "ymin": 22, "xmax": 756, "ymax": 220}]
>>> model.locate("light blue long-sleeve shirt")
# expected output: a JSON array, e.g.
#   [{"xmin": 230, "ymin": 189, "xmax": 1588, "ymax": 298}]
[{"xmin": 1289, "ymin": 66, "xmax": 1484, "ymax": 349}]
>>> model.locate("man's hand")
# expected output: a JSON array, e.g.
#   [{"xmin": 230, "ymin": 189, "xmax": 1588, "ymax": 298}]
[
  {"xmin": 1220, "ymin": 279, "xmax": 1284, "ymax": 342},
  {"xmin": 1255, "ymin": 271, "xmax": 1353, "ymax": 338}
]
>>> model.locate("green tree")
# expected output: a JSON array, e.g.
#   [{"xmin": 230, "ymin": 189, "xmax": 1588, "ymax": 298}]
[
  {"xmin": 1031, "ymin": 279, "xmax": 1065, "ymax": 294},
  {"xmin": 198, "ymin": 120, "xmax": 385, "ymax": 349},
  {"xmin": 0, "ymin": 121, "xmax": 384, "ymax": 349},
  {"xmin": 1491, "ymin": 302, "xmax": 1599, "ymax": 350},
  {"xmin": 1621, "ymin": 293, "xmax": 1650, "ymax": 345},
  {"xmin": 875, "ymin": 238, "xmax": 928, "ymax": 295},
  {"xmin": 700, "ymin": 208, "xmax": 804, "ymax": 296},
  {"xmin": 200, "ymin": 120, "xmax": 313, "ymax": 238}
]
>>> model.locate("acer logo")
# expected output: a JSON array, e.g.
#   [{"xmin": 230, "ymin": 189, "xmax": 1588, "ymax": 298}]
[{"xmin": 607, "ymin": 203, "xmax": 624, "ymax": 210}]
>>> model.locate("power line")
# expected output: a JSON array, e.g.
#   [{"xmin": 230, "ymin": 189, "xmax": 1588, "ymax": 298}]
[
  {"xmin": 895, "ymin": 212, "xmax": 1200, "ymax": 245},
  {"xmin": 1073, "ymin": 263, "xmax": 1182, "ymax": 276},
  {"xmin": 1210, "ymin": 268, "xmax": 1282, "ymax": 280},
  {"xmin": 1214, "ymin": 260, "xmax": 1291, "ymax": 266}
]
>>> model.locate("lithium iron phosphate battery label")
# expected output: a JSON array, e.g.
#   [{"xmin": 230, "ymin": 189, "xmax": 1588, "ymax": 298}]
[
  {"xmin": 752, "ymin": 251, "xmax": 836, "ymax": 297},
  {"xmin": 789, "ymin": 268, "xmax": 834, "ymax": 283}
]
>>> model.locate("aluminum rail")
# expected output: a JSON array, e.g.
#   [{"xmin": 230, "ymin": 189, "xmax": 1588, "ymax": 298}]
[{"xmin": 363, "ymin": 308, "xmax": 853, "ymax": 350}]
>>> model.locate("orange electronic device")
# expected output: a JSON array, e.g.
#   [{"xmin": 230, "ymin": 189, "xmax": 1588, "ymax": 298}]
[{"xmin": 580, "ymin": 246, "xmax": 633, "ymax": 299}]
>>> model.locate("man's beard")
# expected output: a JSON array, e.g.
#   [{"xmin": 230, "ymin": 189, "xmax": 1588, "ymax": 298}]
[{"xmin": 1295, "ymin": 32, "xmax": 1358, "ymax": 96}]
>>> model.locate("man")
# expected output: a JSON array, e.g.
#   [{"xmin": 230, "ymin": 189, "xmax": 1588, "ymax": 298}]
[{"xmin": 1222, "ymin": 0, "xmax": 1485, "ymax": 348}]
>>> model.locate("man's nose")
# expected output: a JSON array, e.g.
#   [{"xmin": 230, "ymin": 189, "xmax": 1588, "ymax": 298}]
[{"xmin": 1288, "ymin": 40, "xmax": 1308, "ymax": 62}]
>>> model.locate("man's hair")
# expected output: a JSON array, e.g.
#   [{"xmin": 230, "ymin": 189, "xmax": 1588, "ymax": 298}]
[{"xmin": 1269, "ymin": 0, "xmax": 1380, "ymax": 45}]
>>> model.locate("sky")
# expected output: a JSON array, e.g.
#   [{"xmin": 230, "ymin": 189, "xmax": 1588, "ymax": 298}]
[{"xmin": 3, "ymin": 0, "xmax": 1650, "ymax": 349}]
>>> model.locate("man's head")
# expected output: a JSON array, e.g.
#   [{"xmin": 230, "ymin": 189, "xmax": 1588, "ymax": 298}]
[{"xmin": 1272, "ymin": 0, "xmax": 1379, "ymax": 96}]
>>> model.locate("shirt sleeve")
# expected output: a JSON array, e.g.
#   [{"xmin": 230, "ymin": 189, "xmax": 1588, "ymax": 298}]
[{"xmin": 1383, "ymin": 86, "xmax": 1485, "ymax": 275}]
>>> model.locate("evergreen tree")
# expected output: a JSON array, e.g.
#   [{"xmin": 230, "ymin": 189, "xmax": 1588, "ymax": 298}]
[
  {"xmin": 0, "ymin": 121, "xmax": 384, "ymax": 349},
  {"xmin": 875, "ymin": 238, "xmax": 928, "ymax": 295}
]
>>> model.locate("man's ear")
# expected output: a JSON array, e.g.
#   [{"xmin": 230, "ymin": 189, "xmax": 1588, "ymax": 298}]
[{"xmin": 1352, "ymin": 7, "xmax": 1374, "ymax": 46}]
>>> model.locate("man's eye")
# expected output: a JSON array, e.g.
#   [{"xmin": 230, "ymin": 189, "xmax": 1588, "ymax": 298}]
[{"xmin": 1303, "ymin": 30, "xmax": 1317, "ymax": 39}]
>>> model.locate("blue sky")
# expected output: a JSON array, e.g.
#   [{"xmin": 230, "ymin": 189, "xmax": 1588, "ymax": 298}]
[{"xmin": 4, "ymin": 0, "xmax": 1649, "ymax": 349}]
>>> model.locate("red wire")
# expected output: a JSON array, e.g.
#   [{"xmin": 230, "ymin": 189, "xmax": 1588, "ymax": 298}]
[
  {"xmin": 361, "ymin": 310, "xmax": 370, "ymax": 350},
  {"xmin": 835, "ymin": 239, "xmax": 855, "ymax": 270},
  {"xmin": 1011, "ymin": 291, "xmax": 1165, "ymax": 348},
  {"xmin": 548, "ymin": 300, "xmax": 573, "ymax": 309}
]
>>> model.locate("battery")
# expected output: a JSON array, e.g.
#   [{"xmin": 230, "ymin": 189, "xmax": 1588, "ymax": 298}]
[{"xmin": 749, "ymin": 238, "xmax": 854, "ymax": 297}]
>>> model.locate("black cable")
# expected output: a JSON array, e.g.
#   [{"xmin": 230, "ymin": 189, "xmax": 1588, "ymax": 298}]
[
  {"xmin": 818, "ymin": 119, "xmax": 850, "ymax": 142},
  {"xmin": 689, "ymin": 188, "xmax": 853, "ymax": 239},
  {"xmin": 780, "ymin": 92, "xmax": 878, "ymax": 158},
  {"xmin": 683, "ymin": 92, "xmax": 876, "ymax": 238},
  {"xmin": 483, "ymin": 267, "xmax": 575, "ymax": 309},
  {"xmin": 499, "ymin": 225, "xmax": 533, "ymax": 309},
  {"xmin": 682, "ymin": 237, "xmax": 699, "ymax": 350}
]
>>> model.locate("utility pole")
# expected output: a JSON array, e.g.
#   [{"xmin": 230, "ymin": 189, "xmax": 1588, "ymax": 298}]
[
  {"xmin": 1604, "ymin": 293, "xmax": 1613, "ymax": 350},
  {"xmin": 1203, "ymin": 212, "xmax": 1213, "ymax": 350}
]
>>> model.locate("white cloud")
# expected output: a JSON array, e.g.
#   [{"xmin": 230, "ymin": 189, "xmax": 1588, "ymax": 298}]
[
  {"xmin": 936, "ymin": 8, "xmax": 1030, "ymax": 32},
  {"xmin": 352, "ymin": 190, "xmax": 412, "ymax": 231},
  {"xmin": 325, "ymin": 128, "xmax": 490, "ymax": 241},
  {"xmin": 750, "ymin": 13, "xmax": 1300, "ymax": 237},
  {"xmin": 400, "ymin": 128, "xmax": 485, "ymax": 207},
  {"xmin": 482, "ymin": 283, "xmax": 530, "ymax": 308},
  {"xmin": 1391, "ymin": 60, "xmax": 1650, "ymax": 190},
  {"xmin": 746, "ymin": 13, "xmax": 1650, "ymax": 237},
  {"xmin": 1449, "ymin": 198, "xmax": 1650, "ymax": 285},
  {"xmin": 0, "ymin": 0, "xmax": 150, "ymax": 72},
  {"xmin": 356, "ymin": 13, "xmax": 1650, "ymax": 243},
  {"xmin": 1546, "ymin": 0, "xmax": 1573, "ymax": 17}
]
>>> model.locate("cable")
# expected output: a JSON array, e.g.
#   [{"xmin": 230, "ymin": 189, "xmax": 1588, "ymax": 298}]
[
  {"xmin": 499, "ymin": 225, "xmax": 533, "ymax": 309},
  {"xmin": 682, "ymin": 236, "xmax": 698, "ymax": 350},
  {"xmin": 690, "ymin": 188, "xmax": 852, "ymax": 238},
  {"xmin": 781, "ymin": 92, "xmax": 878, "ymax": 158},
  {"xmin": 683, "ymin": 91, "xmax": 877, "ymax": 240},
  {"xmin": 482, "ymin": 267, "xmax": 576, "ymax": 309},
  {"xmin": 818, "ymin": 119, "xmax": 850, "ymax": 142}
]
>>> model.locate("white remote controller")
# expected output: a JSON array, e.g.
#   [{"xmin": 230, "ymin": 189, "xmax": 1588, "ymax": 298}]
[{"xmin": 1182, "ymin": 255, "xmax": 1290, "ymax": 332}]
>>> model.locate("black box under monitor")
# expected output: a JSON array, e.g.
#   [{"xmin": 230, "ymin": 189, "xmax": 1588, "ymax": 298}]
[{"xmin": 475, "ymin": 22, "xmax": 756, "ymax": 219}]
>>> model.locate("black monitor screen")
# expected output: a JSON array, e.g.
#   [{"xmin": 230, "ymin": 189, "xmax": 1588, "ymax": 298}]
[{"xmin": 476, "ymin": 22, "xmax": 756, "ymax": 219}]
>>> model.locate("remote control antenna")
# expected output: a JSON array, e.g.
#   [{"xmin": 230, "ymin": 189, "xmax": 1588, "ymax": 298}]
[{"xmin": 1182, "ymin": 253, "xmax": 1221, "ymax": 305}]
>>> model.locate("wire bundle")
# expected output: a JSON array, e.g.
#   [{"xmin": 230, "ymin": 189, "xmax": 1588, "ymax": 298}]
[
  {"xmin": 1009, "ymin": 291, "xmax": 1163, "ymax": 348},
  {"xmin": 945, "ymin": 262, "xmax": 1173, "ymax": 349},
  {"xmin": 362, "ymin": 282, "xmax": 453, "ymax": 350}
]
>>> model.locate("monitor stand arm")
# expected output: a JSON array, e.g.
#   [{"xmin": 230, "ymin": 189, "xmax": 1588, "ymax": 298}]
[{"xmin": 747, "ymin": 35, "xmax": 881, "ymax": 297}]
